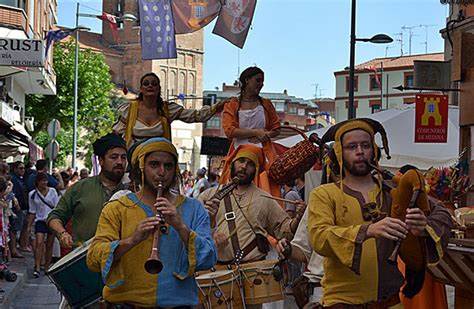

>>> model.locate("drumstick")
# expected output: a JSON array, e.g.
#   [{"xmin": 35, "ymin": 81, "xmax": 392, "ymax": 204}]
[{"xmin": 262, "ymin": 195, "xmax": 301, "ymax": 205}]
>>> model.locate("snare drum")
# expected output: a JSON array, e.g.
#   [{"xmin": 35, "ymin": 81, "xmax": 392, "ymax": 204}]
[
  {"xmin": 196, "ymin": 269, "xmax": 243, "ymax": 308},
  {"xmin": 239, "ymin": 259, "xmax": 284, "ymax": 305},
  {"xmin": 47, "ymin": 239, "xmax": 103, "ymax": 308}
]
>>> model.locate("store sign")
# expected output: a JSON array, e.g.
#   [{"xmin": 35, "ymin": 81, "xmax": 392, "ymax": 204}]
[
  {"xmin": 0, "ymin": 38, "xmax": 44, "ymax": 67},
  {"xmin": 415, "ymin": 94, "xmax": 448, "ymax": 143}
]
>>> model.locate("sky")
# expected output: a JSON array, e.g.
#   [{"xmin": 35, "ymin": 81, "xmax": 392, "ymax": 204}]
[{"xmin": 57, "ymin": 0, "xmax": 449, "ymax": 100}]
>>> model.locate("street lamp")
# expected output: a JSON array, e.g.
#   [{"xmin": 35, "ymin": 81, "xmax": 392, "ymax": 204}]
[
  {"xmin": 72, "ymin": 3, "xmax": 137, "ymax": 169},
  {"xmin": 347, "ymin": 0, "xmax": 393, "ymax": 120}
]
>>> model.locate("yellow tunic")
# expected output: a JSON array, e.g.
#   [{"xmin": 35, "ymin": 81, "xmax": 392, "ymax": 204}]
[
  {"xmin": 308, "ymin": 182, "xmax": 447, "ymax": 307},
  {"xmin": 86, "ymin": 193, "xmax": 217, "ymax": 307}
]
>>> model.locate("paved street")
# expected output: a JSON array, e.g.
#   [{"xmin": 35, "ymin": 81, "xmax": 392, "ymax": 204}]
[{"xmin": 9, "ymin": 252, "xmax": 61, "ymax": 309}]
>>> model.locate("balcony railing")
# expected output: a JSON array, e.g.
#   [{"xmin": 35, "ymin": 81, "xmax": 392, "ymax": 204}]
[{"xmin": 0, "ymin": 5, "xmax": 28, "ymax": 34}]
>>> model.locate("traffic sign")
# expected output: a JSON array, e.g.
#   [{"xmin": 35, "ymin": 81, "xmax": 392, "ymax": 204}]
[
  {"xmin": 47, "ymin": 119, "xmax": 61, "ymax": 139},
  {"xmin": 46, "ymin": 140, "xmax": 60, "ymax": 160}
]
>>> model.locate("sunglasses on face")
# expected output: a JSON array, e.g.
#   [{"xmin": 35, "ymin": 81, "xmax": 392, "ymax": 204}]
[{"xmin": 142, "ymin": 80, "xmax": 159, "ymax": 87}]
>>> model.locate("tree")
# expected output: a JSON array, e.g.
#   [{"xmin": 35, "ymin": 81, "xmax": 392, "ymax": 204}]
[{"xmin": 26, "ymin": 40, "xmax": 115, "ymax": 167}]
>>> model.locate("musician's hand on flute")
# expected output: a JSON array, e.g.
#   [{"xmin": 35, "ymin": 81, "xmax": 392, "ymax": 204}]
[
  {"xmin": 204, "ymin": 198, "xmax": 220, "ymax": 219},
  {"xmin": 366, "ymin": 217, "xmax": 408, "ymax": 241},
  {"xmin": 155, "ymin": 197, "xmax": 182, "ymax": 230},
  {"xmin": 131, "ymin": 217, "xmax": 161, "ymax": 245},
  {"xmin": 405, "ymin": 208, "xmax": 427, "ymax": 237}
]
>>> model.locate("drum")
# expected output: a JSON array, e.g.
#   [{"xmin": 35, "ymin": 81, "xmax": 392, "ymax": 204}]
[
  {"xmin": 46, "ymin": 239, "xmax": 103, "ymax": 308},
  {"xmin": 196, "ymin": 269, "xmax": 243, "ymax": 309},
  {"xmin": 239, "ymin": 259, "xmax": 284, "ymax": 305}
]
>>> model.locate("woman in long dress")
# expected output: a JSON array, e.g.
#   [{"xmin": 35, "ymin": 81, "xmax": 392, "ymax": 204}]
[{"xmin": 220, "ymin": 66, "xmax": 285, "ymax": 197}]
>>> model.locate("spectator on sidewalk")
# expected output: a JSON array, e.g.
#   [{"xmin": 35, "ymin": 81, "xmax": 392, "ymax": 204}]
[
  {"xmin": 28, "ymin": 173, "xmax": 59, "ymax": 278},
  {"xmin": 26, "ymin": 160, "xmax": 64, "ymax": 193},
  {"xmin": 79, "ymin": 168, "xmax": 89, "ymax": 180},
  {"xmin": 0, "ymin": 176, "xmax": 11, "ymax": 262},
  {"xmin": 295, "ymin": 175, "xmax": 305, "ymax": 200},
  {"xmin": 10, "ymin": 162, "xmax": 29, "ymax": 252}
]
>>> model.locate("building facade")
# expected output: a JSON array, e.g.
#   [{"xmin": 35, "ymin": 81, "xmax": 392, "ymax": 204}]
[
  {"xmin": 72, "ymin": 0, "xmax": 206, "ymax": 172},
  {"xmin": 334, "ymin": 53, "xmax": 444, "ymax": 122},
  {"xmin": 0, "ymin": 1, "xmax": 57, "ymax": 158}
]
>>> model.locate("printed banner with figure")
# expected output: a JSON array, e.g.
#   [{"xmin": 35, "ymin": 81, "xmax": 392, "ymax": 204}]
[
  {"xmin": 212, "ymin": 0, "xmax": 257, "ymax": 48},
  {"xmin": 139, "ymin": 0, "xmax": 177, "ymax": 60},
  {"xmin": 172, "ymin": 0, "xmax": 221, "ymax": 34},
  {"xmin": 414, "ymin": 94, "xmax": 448, "ymax": 143}
]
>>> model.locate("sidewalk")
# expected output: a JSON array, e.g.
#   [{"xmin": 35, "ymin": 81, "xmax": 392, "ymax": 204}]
[{"xmin": 0, "ymin": 251, "xmax": 61, "ymax": 309}]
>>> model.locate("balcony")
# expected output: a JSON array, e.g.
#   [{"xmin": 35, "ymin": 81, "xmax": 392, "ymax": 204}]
[{"xmin": 0, "ymin": 5, "xmax": 28, "ymax": 34}]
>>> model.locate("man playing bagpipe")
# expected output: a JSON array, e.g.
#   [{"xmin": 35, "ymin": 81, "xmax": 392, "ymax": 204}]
[
  {"xmin": 87, "ymin": 137, "xmax": 217, "ymax": 308},
  {"xmin": 307, "ymin": 118, "xmax": 453, "ymax": 308}
]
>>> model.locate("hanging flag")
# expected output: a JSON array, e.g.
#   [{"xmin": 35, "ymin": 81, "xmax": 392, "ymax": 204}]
[
  {"xmin": 212, "ymin": 0, "xmax": 257, "ymax": 48},
  {"xmin": 138, "ymin": 0, "xmax": 177, "ymax": 60},
  {"xmin": 172, "ymin": 0, "xmax": 221, "ymax": 34},
  {"xmin": 414, "ymin": 94, "xmax": 448, "ymax": 143},
  {"xmin": 99, "ymin": 12, "xmax": 119, "ymax": 43},
  {"xmin": 44, "ymin": 29, "xmax": 73, "ymax": 57}
]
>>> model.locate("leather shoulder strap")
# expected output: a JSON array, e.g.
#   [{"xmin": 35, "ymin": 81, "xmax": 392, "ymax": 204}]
[{"xmin": 223, "ymin": 195, "xmax": 240, "ymax": 257}]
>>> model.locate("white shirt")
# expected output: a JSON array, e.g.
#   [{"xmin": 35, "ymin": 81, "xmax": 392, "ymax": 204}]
[
  {"xmin": 28, "ymin": 188, "xmax": 59, "ymax": 222},
  {"xmin": 234, "ymin": 104, "xmax": 266, "ymax": 148},
  {"xmin": 292, "ymin": 207, "xmax": 324, "ymax": 282}
]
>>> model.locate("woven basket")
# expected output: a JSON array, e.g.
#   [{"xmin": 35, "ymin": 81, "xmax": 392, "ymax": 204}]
[{"xmin": 269, "ymin": 126, "xmax": 320, "ymax": 185}]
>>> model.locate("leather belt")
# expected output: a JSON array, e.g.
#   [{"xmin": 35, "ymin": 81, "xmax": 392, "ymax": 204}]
[{"xmin": 217, "ymin": 238, "xmax": 258, "ymax": 265}]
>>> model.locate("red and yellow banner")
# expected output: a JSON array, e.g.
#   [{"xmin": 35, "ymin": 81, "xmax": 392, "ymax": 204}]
[{"xmin": 414, "ymin": 94, "xmax": 448, "ymax": 143}]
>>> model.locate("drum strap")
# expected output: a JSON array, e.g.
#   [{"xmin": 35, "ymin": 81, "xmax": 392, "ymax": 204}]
[{"xmin": 224, "ymin": 195, "xmax": 241, "ymax": 258}]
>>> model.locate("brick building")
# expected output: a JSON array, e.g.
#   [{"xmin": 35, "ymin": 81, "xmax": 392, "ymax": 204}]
[
  {"xmin": 0, "ymin": 1, "xmax": 57, "ymax": 158},
  {"xmin": 71, "ymin": 0, "xmax": 206, "ymax": 172}
]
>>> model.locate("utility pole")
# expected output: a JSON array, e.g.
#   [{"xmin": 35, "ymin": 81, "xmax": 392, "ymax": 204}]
[
  {"xmin": 311, "ymin": 83, "xmax": 319, "ymax": 99},
  {"xmin": 419, "ymin": 24, "xmax": 436, "ymax": 54},
  {"xmin": 401, "ymin": 25, "xmax": 418, "ymax": 55},
  {"xmin": 395, "ymin": 32, "xmax": 404, "ymax": 56}
]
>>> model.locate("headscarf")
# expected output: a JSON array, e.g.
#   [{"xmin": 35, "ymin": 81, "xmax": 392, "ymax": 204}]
[
  {"xmin": 92, "ymin": 133, "xmax": 127, "ymax": 158},
  {"xmin": 130, "ymin": 137, "xmax": 179, "ymax": 187},
  {"xmin": 221, "ymin": 144, "xmax": 265, "ymax": 187}
]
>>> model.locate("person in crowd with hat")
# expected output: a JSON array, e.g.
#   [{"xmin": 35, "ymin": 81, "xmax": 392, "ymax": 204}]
[
  {"xmin": 307, "ymin": 118, "xmax": 452, "ymax": 308},
  {"xmin": 47, "ymin": 133, "xmax": 128, "ymax": 248},
  {"xmin": 220, "ymin": 66, "xmax": 287, "ymax": 197},
  {"xmin": 87, "ymin": 137, "xmax": 216, "ymax": 307},
  {"xmin": 113, "ymin": 72, "xmax": 228, "ymax": 148},
  {"xmin": 199, "ymin": 144, "xmax": 304, "ymax": 307}
]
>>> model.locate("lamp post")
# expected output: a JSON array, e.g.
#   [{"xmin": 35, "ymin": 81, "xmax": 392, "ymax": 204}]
[
  {"xmin": 347, "ymin": 0, "xmax": 393, "ymax": 120},
  {"xmin": 72, "ymin": 3, "xmax": 137, "ymax": 169}
]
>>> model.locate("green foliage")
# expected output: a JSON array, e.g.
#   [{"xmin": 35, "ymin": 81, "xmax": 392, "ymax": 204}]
[{"xmin": 26, "ymin": 40, "xmax": 117, "ymax": 168}]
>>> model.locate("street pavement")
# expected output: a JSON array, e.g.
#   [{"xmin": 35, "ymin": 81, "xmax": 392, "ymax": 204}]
[{"xmin": 2, "ymin": 251, "xmax": 61, "ymax": 309}]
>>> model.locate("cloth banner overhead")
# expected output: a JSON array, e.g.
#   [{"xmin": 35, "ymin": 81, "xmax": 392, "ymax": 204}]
[
  {"xmin": 138, "ymin": 0, "xmax": 177, "ymax": 60},
  {"xmin": 172, "ymin": 0, "xmax": 221, "ymax": 34},
  {"xmin": 212, "ymin": 0, "xmax": 257, "ymax": 48},
  {"xmin": 99, "ymin": 13, "xmax": 119, "ymax": 43},
  {"xmin": 415, "ymin": 94, "xmax": 448, "ymax": 143}
]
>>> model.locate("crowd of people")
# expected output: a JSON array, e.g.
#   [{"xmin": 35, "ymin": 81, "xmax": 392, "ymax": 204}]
[{"xmin": 0, "ymin": 159, "xmax": 91, "ymax": 279}]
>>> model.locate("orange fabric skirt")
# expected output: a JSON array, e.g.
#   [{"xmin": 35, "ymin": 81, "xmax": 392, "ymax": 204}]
[{"xmin": 398, "ymin": 259, "xmax": 448, "ymax": 309}]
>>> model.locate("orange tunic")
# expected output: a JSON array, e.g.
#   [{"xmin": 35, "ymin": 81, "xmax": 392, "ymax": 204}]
[{"xmin": 220, "ymin": 97, "xmax": 284, "ymax": 197}]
